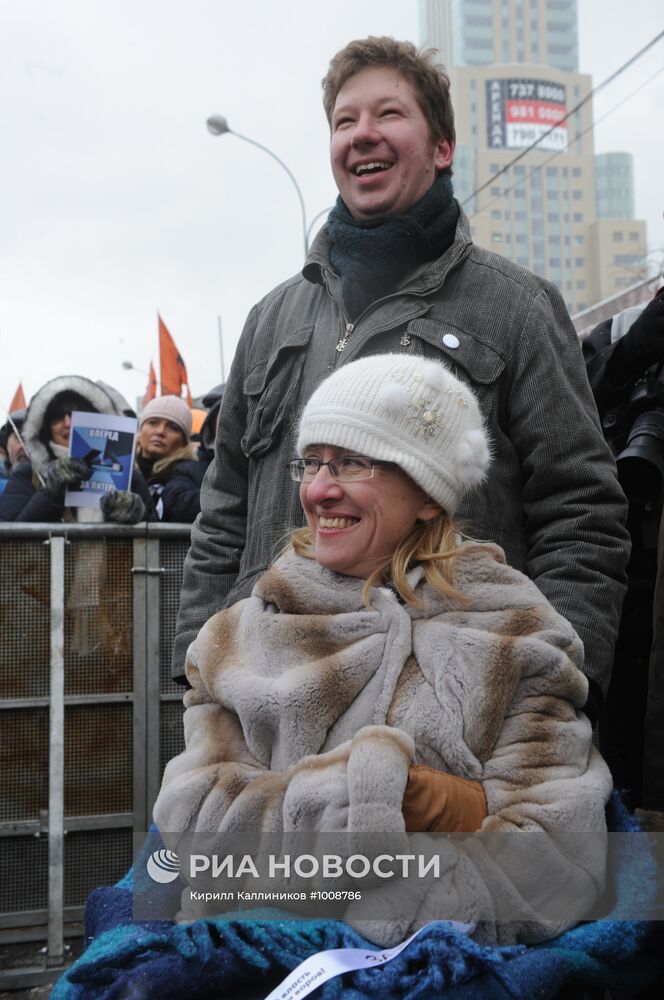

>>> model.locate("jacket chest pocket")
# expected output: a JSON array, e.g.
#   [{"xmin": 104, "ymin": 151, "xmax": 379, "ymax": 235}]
[
  {"xmin": 404, "ymin": 316, "xmax": 511, "ymax": 434},
  {"xmin": 241, "ymin": 325, "xmax": 314, "ymax": 458},
  {"xmin": 404, "ymin": 317, "xmax": 507, "ymax": 400}
]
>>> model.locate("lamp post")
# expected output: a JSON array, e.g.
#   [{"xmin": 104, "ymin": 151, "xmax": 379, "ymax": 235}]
[
  {"xmin": 306, "ymin": 204, "xmax": 334, "ymax": 246},
  {"xmin": 206, "ymin": 114, "xmax": 309, "ymax": 257}
]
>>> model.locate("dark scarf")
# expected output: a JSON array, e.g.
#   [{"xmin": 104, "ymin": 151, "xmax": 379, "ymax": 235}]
[
  {"xmin": 327, "ymin": 173, "xmax": 459, "ymax": 322},
  {"xmin": 137, "ymin": 453, "xmax": 163, "ymax": 485}
]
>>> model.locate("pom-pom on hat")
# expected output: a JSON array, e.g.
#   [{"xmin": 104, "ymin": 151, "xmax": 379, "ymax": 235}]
[
  {"xmin": 297, "ymin": 354, "xmax": 491, "ymax": 515},
  {"xmin": 140, "ymin": 395, "xmax": 192, "ymax": 441}
]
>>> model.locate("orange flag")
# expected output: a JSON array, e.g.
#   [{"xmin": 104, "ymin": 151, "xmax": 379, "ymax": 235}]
[
  {"xmin": 159, "ymin": 315, "xmax": 192, "ymax": 405},
  {"xmin": 9, "ymin": 383, "xmax": 26, "ymax": 413},
  {"xmin": 142, "ymin": 361, "xmax": 157, "ymax": 408}
]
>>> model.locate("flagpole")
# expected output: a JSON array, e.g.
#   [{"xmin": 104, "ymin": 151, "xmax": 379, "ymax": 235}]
[{"xmin": 217, "ymin": 316, "xmax": 225, "ymax": 383}]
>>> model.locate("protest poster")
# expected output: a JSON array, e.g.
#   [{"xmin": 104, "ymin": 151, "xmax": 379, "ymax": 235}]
[{"xmin": 65, "ymin": 411, "xmax": 138, "ymax": 508}]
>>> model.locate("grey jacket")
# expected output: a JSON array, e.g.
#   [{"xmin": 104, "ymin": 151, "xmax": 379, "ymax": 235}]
[{"xmin": 174, "ymin": 209, "xmax": 630, "ymax": 696}]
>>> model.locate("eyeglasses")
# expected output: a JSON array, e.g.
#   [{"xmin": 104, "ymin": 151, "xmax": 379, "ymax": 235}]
[
  {"xmin": 287, "ymin": 454, "xmax": 389, "ymax": 483},
  {"xmin": 49, "ymin": 409, "xmax": 73, "ymax": 425}
]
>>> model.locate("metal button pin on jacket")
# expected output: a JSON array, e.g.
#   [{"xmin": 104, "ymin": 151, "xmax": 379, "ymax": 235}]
[{"xmin": 442, "ymin": 333, "xmax": 460, "ymax": 349}]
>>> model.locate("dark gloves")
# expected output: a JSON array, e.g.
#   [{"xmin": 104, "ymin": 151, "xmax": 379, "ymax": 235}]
[
  {"xmin": 606, "ymin": 293, "xmax": 664, "ymax": 387},
  {"xmin": 100, "ymin": 489, "xmax": 146, "ymax": 525},
  {"xmin": 44, "ymin": 457, "xmax": 91, "ymax": 499},
  {"xmin": 402, "ymin": 764, "xmax": 487, "ymax": 833},
  {"xmin": 44, "ymin": 461, "xmax": 146, "ymax": 524}
]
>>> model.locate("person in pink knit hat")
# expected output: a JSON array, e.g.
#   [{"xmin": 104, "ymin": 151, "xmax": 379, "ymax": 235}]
[{"xmin": 137, "ymin": 396, "xmax": 203, "ymax": 523}]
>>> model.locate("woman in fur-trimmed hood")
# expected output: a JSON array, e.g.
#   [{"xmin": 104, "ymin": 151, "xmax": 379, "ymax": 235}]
[
  {"xmin": 154, "ymin": 354, "xmax": 613, "ymax": 948},
  {"xmin": 0, "ymin": 375, "xmax": 152, "ymax": 523}
]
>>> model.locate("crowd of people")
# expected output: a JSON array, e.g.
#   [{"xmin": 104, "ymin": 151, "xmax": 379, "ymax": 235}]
[
  {"xmin": 0, "ymin": 377, "xmax": 223, "ymax": 524},
  {"xmin": 8, "ymin": 30, "xmax": 663, "ymax": 999}
]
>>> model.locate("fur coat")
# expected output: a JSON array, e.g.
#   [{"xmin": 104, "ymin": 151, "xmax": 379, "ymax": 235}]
[{"xmin": 154, "ymin": 544, "xmax": 612, "ymax": 945}]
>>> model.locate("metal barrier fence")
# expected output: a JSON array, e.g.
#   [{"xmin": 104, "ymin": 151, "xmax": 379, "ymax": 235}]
[{"xmin": 0, "ymin": 522, "xmax": 191, "ymax": 985}]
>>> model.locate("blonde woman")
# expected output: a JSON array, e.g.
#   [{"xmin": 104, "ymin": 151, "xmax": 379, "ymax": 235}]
[
  {"xmin": 136, "ymin": 396, "xmax": 203, "ymax": 522},
  {"xmin": 154, "ymin": 354, "xmax": 611, "ymax": 946}
]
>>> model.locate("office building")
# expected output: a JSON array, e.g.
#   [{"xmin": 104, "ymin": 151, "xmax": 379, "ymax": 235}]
[{"xmin": 421, "ymin": 0, "xmax": 647, "ymax": 312}]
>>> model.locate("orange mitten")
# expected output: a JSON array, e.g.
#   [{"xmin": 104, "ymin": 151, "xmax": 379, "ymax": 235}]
[{"xmin": 402, "ymin": 764, "xmax": 487, "ymax": 832}]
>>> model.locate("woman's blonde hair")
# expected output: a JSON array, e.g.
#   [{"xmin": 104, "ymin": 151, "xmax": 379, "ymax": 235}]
[{"xmin": 290, "ymin": 511, "xmax": 485, "ymax": 608}]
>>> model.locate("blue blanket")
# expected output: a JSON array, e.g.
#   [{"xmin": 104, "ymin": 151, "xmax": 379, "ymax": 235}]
[{"xmin": 52, "ymin": 795, "xmax": 664, "ymax": 999}]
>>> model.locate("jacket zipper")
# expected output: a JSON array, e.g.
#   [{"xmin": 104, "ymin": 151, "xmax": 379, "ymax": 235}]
[
  {"xmin": 323, "ymin": 239, "xmax": 470, "ymax": 364},
  {"xmin": 336, "ymin": 321, "xmax": 354, "ymax": 353}
]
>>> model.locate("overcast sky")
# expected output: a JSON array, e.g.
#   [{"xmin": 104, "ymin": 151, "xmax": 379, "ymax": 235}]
[{"xmin": 1, "ymin": 0, "xmax": 663, "ymax": 411}]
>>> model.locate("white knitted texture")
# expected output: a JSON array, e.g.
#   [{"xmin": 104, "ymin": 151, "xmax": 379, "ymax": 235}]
[{"xmin": 297, "ymin": 355, "xmax": 490, "ymax": 515}]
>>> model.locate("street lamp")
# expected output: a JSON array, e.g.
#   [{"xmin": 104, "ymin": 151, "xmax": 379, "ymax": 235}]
[
  {"xmin": 122, "ymin": 360, "xmax": 149, "ymax": 377},
  {"xmin": 206, "ymin": 113, "xmax": 309, "ymax": 257}
]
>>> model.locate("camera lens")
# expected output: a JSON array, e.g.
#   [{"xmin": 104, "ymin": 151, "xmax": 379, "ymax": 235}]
[{"xmin": 616, "ymin": 409, "xmax": 664, "ymax": 501}]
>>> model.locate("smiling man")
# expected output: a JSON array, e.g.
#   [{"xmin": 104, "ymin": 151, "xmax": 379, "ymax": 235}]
[
  {"xmin": 174, "ymin": 37, "xmax": 629, "ymax": 721},
  {"xmin": 329, "ymin": 65, "xmax": 453, "ymax": 222}
]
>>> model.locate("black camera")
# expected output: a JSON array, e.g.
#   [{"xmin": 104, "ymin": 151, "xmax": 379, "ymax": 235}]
[{"xmin": 602, "ymin": 373, "xmax": 664, "ymax": 502}]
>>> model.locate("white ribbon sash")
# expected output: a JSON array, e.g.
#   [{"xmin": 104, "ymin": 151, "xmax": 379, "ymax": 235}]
[{"xmin": 263, "ymin": 921, "xmax": 475, "ymax": 1000}]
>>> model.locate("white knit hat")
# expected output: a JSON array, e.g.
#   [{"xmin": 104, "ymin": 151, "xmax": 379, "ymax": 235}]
[
  {"xmin": 297, "ymin": 354, "xmax": 491, "ymax": 515},
  {"xmin": 140, "ymin": 395, "xmax": 192, "ymax": 440}
]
